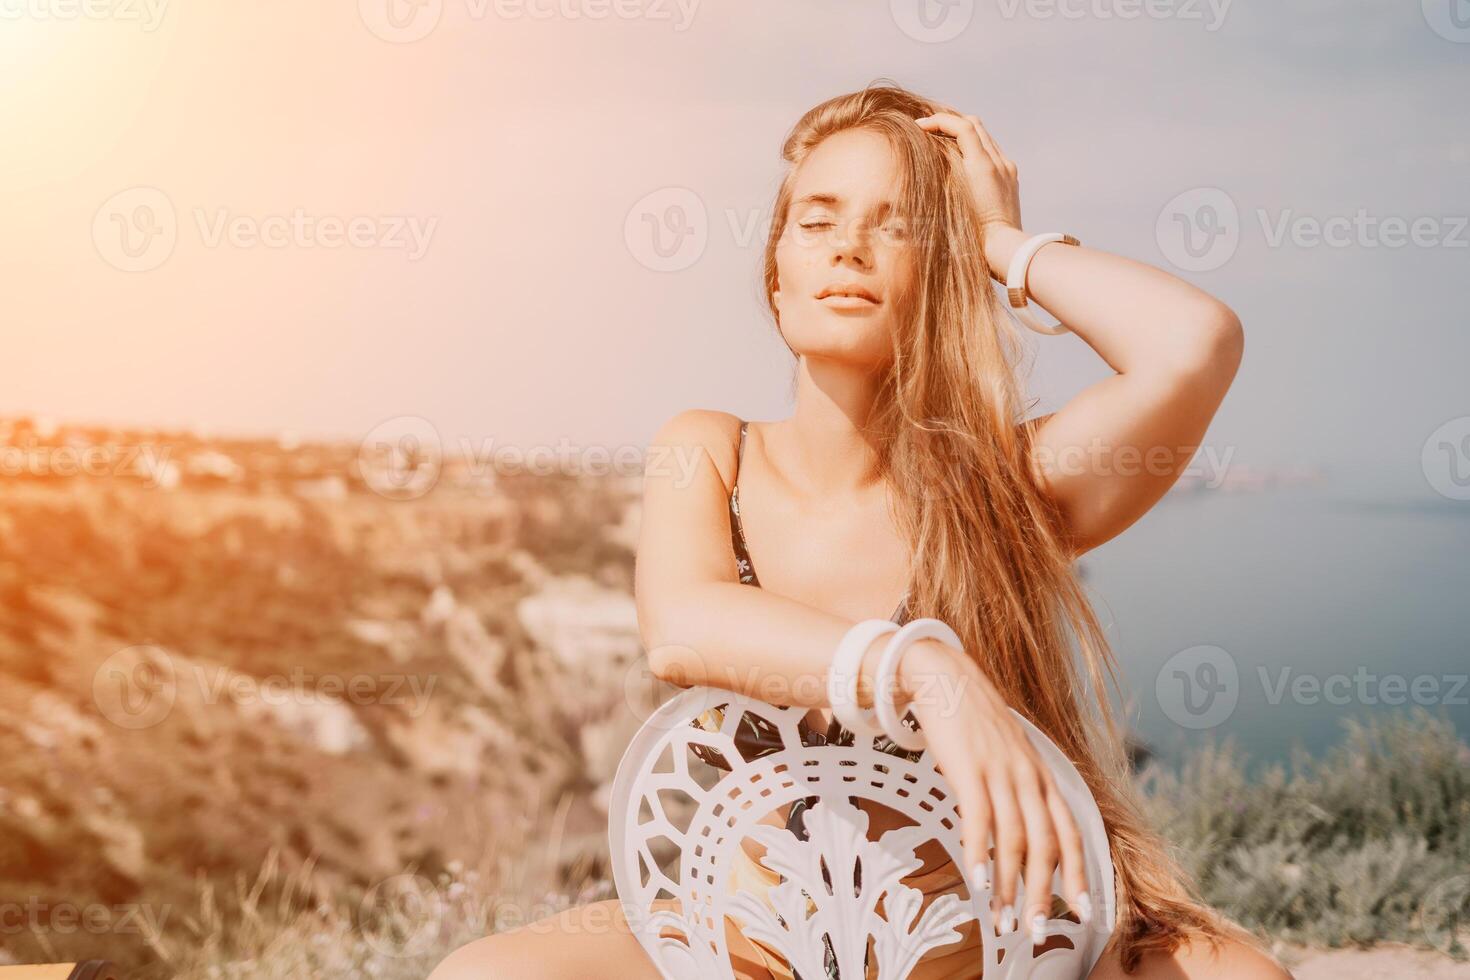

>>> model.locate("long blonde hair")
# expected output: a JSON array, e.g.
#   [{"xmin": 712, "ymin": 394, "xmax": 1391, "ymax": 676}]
[{"xmin": 761, "ymin": 80, "xmax": 1254, "ymax": 971}]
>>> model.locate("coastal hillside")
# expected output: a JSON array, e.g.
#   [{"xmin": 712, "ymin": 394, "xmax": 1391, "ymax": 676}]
[{"xmin": 0, "ymin": 416, "xmax": 648, "ymax": 972}]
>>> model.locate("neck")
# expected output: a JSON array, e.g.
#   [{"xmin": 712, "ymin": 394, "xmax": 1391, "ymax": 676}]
[{"xmin": 770, "ymin": 355, "xmax": 885, "ymax": 498}]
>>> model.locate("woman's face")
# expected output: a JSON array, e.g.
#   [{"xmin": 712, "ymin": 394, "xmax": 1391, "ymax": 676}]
[{"xmin": 773, "ymin": 128, "xmax": 916, "ymax": 368}]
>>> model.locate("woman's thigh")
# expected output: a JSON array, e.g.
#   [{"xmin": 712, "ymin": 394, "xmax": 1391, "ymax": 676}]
[
  {"xmin": 427, "ymin": 898, "xmax": 782, "ymax": 980},
  {"xmin": 1086, "ymin": 931, "xmax": 1294, "ymax": 980}
]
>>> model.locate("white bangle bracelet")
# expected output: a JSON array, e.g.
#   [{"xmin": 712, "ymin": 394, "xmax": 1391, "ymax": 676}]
[
  {"xmin": 827, "ymin": 619, "xmax": 901, "ymax": 741},
  {"xmin": 1004, "ymin": 232, "xmax": 1079, "ymax": 336},
  {"xmin": 873, "ymin": 617, "xmax": 965, "ymax": 751}
]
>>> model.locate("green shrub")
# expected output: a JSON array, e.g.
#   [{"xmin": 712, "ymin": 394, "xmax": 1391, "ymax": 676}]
[{"xmin": 1141, "ymin": 708, "xmax": 1470, "ymax": 954}]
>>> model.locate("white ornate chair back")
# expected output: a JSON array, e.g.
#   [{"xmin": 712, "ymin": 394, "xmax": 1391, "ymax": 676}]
[{"xmin": 609, "ymin": 686, "xmax": 1116, "ymax": 979}]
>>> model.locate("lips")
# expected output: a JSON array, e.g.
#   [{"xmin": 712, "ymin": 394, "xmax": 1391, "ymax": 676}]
[{"xmin": 815, "ymin": 283, "xmax": 881, "ymax": 303}]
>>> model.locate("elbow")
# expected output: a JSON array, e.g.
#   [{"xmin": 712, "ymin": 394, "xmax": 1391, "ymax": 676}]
[
  {"xmin": 1211, "ymin": 302, "xmax": 1244, "ymax": 364},
  {"xmin": 638, "ymin": 605, "xmax": 702, "ymax": 687},
  {"xmin": 646, "ymin": 642, "xmax": 703, "ymax": 689},
  {"xmin": 1175, "ymin": 301, "xmax": 1244, "ymax": 380},
  {"xmin": 645, "ymin": 638, "xmax": 685, "ymax": 683}
]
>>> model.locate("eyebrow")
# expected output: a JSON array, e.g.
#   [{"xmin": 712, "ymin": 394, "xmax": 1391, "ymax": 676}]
[{"xmin": 791, "ymin": 193, "xmax": 898, "ymax": 219}]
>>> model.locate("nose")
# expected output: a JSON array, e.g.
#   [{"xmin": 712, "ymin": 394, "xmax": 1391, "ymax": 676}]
[{"xmin": 829, "ymin": 220, "xmax": 874, "ymax": 270}]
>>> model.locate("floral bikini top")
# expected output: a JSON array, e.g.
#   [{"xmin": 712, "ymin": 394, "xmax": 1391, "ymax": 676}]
[{"xmin": 690, "ymin": 419, "xmax": 925, "ymax": 773}]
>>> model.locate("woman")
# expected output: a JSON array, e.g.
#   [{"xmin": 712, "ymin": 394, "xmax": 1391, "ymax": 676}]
[{"xmin": 431, "ymin": 82, "xmax": 1292, "ymax": 979}]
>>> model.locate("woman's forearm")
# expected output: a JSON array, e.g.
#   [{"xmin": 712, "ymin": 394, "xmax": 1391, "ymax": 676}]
[
  {"xmin": 641, "ymin": 581, "xmax": 952, "ymax": 716},
  {"xmin": 983, "ymin": 223, "xmax": 1240, "ymax": 374}
]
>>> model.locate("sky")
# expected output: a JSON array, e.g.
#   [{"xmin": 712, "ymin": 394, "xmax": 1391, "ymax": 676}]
[{"xmin": 3, "ymin": 0, "xmax": 1468, "ymax": 496}]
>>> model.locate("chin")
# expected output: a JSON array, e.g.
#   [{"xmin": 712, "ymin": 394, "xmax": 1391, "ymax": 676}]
[{"xmin": 783, "ymin": 322, "xmax": 891, "ymax": 366}]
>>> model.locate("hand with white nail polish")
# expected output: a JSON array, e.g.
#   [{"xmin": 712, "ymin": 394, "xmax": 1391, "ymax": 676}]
[
  {"xmin": 1030, "ymin": 911, "xmax": 1048, "ymax": 946},
  {"xmin": 897, "ymin": 640, "xmax": 1092, "ymax": 940}
]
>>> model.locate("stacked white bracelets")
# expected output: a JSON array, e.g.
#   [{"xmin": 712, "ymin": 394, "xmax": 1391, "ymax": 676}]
[
  {"xmin": 1003, "ymin": 231, "xmax": 1080, "ymax": 336},
  {"xmin": 828, "ymin": 617, "xmax": 965, "ymax": 751},
  {"xmin": 827, "ymin": 618, "xmax": 899, "ymax": 740}
]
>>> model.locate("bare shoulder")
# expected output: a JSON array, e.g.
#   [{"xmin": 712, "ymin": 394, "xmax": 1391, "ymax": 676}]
[{"xmin": 647, "ymin": 408, "xmax": 744, "ymax": 492}]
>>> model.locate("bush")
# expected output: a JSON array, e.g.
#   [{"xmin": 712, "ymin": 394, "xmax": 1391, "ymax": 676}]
[{"xmin": 1141, "ymin": 708, "xmax": 1470, "ymax": 954}]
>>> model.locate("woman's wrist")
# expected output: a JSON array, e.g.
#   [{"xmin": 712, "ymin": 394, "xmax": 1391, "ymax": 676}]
[
  {"xmin": 895, "ymin": 638, "xmax": 960, "ymax": 710},
  {"xmin": 982, "ymin": 222, "xmax": 1028, "ymax": 281}
]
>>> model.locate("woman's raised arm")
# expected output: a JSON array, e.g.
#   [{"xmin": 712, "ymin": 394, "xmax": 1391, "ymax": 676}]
[
  {"xmin": 915, "ymin": 110, "xmax": 1245, "ymax": 557},
  {"xmin": 990, "ymin": 220, "xmax": 1244, "ymax": 556}
]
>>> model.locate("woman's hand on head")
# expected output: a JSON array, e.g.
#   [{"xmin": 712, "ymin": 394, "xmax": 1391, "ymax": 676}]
[
  {"xmin": 913, "ymin": 111, "xmax": 1022, "ymax": 237},
  {"xmin": 896, "ymin": 638, "xmax": 1091, "ymax": 943}
]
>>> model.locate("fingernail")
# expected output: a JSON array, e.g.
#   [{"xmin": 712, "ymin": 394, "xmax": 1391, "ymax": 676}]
[
  {"xmin": 971, "ymin": 861, "xmax": 990, "ymax": 891},
  {"xmin": 1075, "ymin": 892, "xmax": 1092, "ymax": 924},
  {"xmin": 1030, "ymin": 912, "xmax": 1047, "ymax": 946},
  {"xmin": 1000, "ymin": 904, "xmax": 1015, "ymax": 933}
]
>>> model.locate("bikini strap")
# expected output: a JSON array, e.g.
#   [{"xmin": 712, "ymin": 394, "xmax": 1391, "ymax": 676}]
[{"xmin": 729, "ymin": 419, "xmax": 760, "ymax": 586}]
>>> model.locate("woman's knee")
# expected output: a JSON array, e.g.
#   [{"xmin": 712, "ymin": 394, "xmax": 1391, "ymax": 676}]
[
  {"xmin": 1090, "ymin": 932, "xmax": 1293, "ymax": 980},
  {"xmin": 427, "ymin": 899, "xmax": 648, "ymax": 980},
  {"xmin": 427, "ymin": 932, "xmax": 522, "ymax": 980}
]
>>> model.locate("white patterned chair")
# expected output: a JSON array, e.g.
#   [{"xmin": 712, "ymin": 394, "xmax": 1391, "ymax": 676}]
[{"xmin": 608, "ymin": 685, "xmax": 1116, "ymax": 979}]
